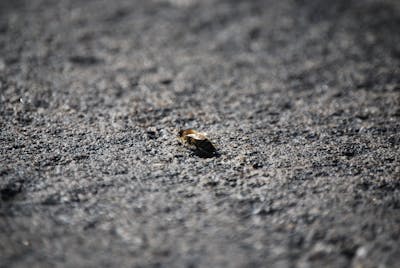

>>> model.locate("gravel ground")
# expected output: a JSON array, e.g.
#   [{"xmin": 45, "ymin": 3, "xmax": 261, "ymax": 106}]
[{"xmin": 1, "ymin": 0, "xmax": 399, "ymax": 267}]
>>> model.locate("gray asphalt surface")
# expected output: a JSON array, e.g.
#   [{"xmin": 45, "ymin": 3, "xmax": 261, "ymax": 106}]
[{"xmin": 1, "ymin": 0, "xmax": 400, "ymax": 267}]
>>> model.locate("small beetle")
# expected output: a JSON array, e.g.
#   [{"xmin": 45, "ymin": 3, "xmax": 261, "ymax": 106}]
[{"xmin": 178, "ymin": 129, "xmax": 217, "ymax": 157}]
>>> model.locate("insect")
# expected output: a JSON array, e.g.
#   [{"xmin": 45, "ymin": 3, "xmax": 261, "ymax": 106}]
[{"xmin": 178, "ymin": 129, "xmax": 217, "ymax": 158}]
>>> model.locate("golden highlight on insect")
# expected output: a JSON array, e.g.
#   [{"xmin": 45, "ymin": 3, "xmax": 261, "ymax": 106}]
[{"xmin": 178, "ymin": 129, "xmax": 217, "ymax": 157}]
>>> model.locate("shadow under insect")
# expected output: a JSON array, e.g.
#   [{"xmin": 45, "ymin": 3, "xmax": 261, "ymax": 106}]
[{"xmin": 178, "ymin": 129, "xmax": 219, "ymax": 158}]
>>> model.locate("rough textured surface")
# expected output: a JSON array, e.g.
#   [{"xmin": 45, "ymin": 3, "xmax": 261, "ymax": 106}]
[{"xmin": 1, "ymin": 0, "xmax": 399, "ymax": 267}]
